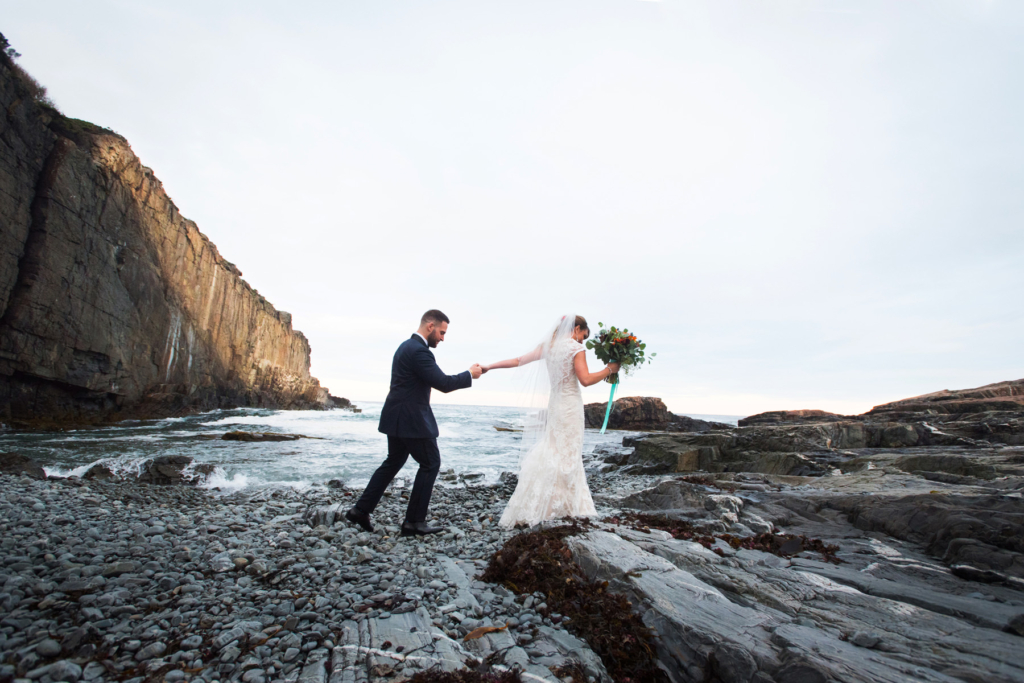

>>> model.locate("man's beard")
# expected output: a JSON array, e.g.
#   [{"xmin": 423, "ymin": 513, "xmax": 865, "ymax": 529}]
[{"xmin": 427, "ymin": 331, "xmax": 440, "ymax": 348}]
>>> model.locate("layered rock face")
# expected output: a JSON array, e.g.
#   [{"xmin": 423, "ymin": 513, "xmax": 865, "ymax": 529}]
[
  {"xmin": 867, "ymin": 377, "xmax": 1024, "ymax": 418},
  {"xmin": 570, "ymin": 476, "xmax": 1024, "ymax": 681},
  {"xmin": 0, "ymin": 57, "xmax": 330, "ymax": 425},
  {"xmin": 579, "ymin": 379, "xmax": 1024, "ymax": 680},
  {"xmin": 585, "ymin": 378, "xmax": 1024, "ymax": 681}
]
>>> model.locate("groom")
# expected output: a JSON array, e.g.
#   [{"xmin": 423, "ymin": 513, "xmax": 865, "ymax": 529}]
[{"xmin": 346, "ymin": 310, "xmax": 483, "ymax": 537}]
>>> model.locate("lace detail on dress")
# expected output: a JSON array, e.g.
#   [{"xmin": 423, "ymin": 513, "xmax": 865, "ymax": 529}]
[{"xmin": 499, "ymin": 338, "xmax": 597, "ymax": 527}]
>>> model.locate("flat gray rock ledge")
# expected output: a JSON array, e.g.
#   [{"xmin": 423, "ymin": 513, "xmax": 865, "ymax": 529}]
[{"xmin": 567, "ymin": 528, "xmax": 1024, "ymax": 683}]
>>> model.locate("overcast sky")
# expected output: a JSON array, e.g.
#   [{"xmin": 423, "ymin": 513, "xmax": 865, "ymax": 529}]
[{"xmin": 3, "ymin": 0, "xmax": 1022, "ymax": 416}]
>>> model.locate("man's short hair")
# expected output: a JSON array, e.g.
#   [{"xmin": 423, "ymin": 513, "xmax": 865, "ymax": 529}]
[{"xmin": 421, "ymin": 309, "xmax": 450, "ymax": 325}]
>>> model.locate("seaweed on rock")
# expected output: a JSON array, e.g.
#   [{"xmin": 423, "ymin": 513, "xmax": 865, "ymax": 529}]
[
  {"xmin": 408, "ymin": 667, "xmax": 523, "ymax": 683},
  {"xmin": 481, "ymin": 519, "xmax": 669, "ymax": 683},
  {"xmin": 551, "ymin": 661, "xmax": 589, "ymax": 683},
  {"xmin": 611, "ymin": 512, "xmax": 842, "ymax": 564}
]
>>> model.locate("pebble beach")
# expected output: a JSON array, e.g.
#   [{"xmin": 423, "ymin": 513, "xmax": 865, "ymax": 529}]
[{"xmin": 0, "ymin": 469, "xmax": 637, "ymax": 683}]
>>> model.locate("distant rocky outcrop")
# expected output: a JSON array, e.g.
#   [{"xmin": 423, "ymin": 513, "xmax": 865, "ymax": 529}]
[
  {"xmin": 867, "ymin": 377, "xmax": 1024, "ymax": 418},
  {"xmin": 739, "ymin": 409, "xmax": 850, "ymax": 427},
  {"xmin": 0, "ymin": 54, "xmax": 333, "ymax": 427},
  {"xmin": 600, "ymin": 378, "xmax": 1024, "ymax": 477},
  {"xmin": 740, "ymin": 378, "xmax": 1024, "ymax": 427},
  {"xmin": 584, "ymin": 396, "xmax": 732, "ymax": 432},
  {"xmin": 221, "ymin": 431, "xmax": 311, "ymax": 442}
]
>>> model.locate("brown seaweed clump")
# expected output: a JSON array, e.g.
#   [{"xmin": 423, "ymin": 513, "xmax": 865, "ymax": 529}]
[
  {"xmin": 481, "ymin": 520, "xmax": 669, "ymax": 683},
  {"xmin": 551, "ymin": 661, "xmax": 589, "ymax": 683},
  {"xmin": 408, "ymin": 667, "xmax": 523, "ymax": 683},
  {"xmin": 613, "ymin": 512, "xmax": 842, "ymax": 564}
]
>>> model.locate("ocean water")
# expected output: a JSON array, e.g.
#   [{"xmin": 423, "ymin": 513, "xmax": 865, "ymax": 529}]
[
  {"xmin": 0, "ymin": 403, "xmax": 739, "ymax": 493},
  {"xmin": 0, "ymin": 403, "xmax": 740, "ymax": 493}
]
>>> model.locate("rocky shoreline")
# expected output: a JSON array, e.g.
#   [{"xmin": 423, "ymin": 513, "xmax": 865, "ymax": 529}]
[
  {"xmin": 2, "ymin": 463, "xmax": 1022, "ymax": 682},
  {"xmin": 3, "ymin": 379, "xmax": 1024, "ymax": 682}
]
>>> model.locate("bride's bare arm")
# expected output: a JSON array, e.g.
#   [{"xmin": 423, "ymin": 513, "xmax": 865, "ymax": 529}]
[
  {"xmin": 574, "ymin": 351, "xmax": 619, "ymax": 387},
  {"xmin": 482, "ymin": 344, "xmax": 543, "ymax": 373}
]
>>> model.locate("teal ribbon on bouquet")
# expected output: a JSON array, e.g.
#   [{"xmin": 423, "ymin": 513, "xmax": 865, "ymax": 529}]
[{"xmin": 599, "ymin": 381, "xmax": 618, "ymax": 434}]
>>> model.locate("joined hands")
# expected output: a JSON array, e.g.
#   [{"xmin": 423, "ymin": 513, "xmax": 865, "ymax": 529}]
[{"xmin": 469, "ymin": 363, "xmax": 484, "ymax": 379}]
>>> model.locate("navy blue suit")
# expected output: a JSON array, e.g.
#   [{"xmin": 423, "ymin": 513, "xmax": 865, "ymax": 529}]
[{"xmin": 356, "ymin": 335, "xmax": 472, "ymax": 522}]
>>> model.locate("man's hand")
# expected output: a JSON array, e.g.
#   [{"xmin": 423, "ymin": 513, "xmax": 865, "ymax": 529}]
[{"xmin": 469, "ymin": 363, "xmax": 483, "ymax": 379}]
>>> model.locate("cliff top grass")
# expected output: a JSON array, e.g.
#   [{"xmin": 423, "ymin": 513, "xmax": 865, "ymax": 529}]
[
  {"xmin": 46, "ymin": 107, "xmax": 124, "ymax": 143},
  {"xmin": 2, "ymin": 32, "xmax": 122, "ymax": 143}
]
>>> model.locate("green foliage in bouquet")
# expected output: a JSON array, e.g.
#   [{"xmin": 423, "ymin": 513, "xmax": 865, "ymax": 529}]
[{"xmin": 585, "ymin": 323, "xmax": 655, "ymax": 384}]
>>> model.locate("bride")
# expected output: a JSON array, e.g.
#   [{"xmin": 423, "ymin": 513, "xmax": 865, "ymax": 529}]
[{"xmin": 481, "ymin": 315, "xmax": 619, "ymax": 528}]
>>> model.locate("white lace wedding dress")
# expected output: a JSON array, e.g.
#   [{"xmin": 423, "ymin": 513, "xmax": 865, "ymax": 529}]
[{"xmin": 499, "ymin": 337, "xmax": 597, "ymax": 527}]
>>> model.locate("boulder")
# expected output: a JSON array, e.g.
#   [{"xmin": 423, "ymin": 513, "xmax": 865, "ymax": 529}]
[
  {"xmin": 82, "ymin": 463, "xmax": 115, "ymax": 480},
  {"xmin": 622, "ymin": 433, "xmax": 726, "ymax": 473},
  {"xmin": 584, "ymin": 396, "xmax": 673, "ymax": 430},
  {"xmin": 135, "ymin": 455, "xmax": 215, "ymax": 485},
  {"xmin": 584, "ymin": 396, "xmax": 733, "ymax": 432},
  {"xmin": 222, "ymin": 431, "xmax": 302, "ymax": 442},
  {"xmin": 329, "ymin": 396, "xmax": 360, "ymax": 412},
  {"xmin": 0, "ymin": 452, "xmax": 47, "ymax": 479}
]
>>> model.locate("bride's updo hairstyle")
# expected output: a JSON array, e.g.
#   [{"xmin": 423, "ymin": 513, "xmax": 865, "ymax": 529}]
[{"xmin": 552, "ymin": 315, "xmax": 589, "ymax": 343}]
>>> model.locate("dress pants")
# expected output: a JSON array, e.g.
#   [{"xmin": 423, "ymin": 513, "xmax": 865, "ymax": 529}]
[{"xmin": 355, "ymin": 435, "xmax": 441, "ymax": 523}]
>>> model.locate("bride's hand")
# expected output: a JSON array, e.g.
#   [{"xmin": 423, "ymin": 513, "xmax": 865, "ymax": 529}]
[
  {"xmin": 607, "ymin": 362, "xmax": 621, "ymax": 373},
  {"xmin": 479, "ymin": 364, "xmax": 489, "ymax": 374}
]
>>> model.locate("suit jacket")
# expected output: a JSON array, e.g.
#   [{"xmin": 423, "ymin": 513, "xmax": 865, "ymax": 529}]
[{"xmin": 378, "ymin": 334, "xmax": 472, "ymax": 439}]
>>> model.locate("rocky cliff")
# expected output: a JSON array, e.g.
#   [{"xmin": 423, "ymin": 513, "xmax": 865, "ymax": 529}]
[{"xmin": 0, "ymin": 56, "xmax": 330, "ymax": 426}]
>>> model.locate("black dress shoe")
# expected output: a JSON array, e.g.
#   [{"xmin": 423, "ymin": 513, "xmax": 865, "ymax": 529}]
[
  {"xmin": 345, "ymin": 507, "xmax": 374, "ymax": 533},
  {"xmin": 400, "ymin": 521, "xmax": 442, "ymax": 537}
]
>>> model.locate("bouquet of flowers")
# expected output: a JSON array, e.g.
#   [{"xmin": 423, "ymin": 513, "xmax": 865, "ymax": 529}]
[
  {"xmin": 585, "ymin": 323, "xmax": 655, "ymax": 433},
  {"xmin": 586, "ymin": 323, "xmax": 655, "ymax": 385}
]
